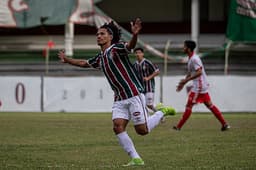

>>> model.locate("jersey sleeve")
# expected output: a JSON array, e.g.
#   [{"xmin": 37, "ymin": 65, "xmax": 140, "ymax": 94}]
[
  {"xmin": 192, "ymin": 57, "xmax": 203, "ymax": 71},
  {"xmin": 146, "ymin": 60, "xmax": 159, "ymax": 73},
  {"xmin": 113, "ymin": 42, "xmax": 131, "ymax": 54},
  {"xmin": 87, "ymin": 54, "xmax": 101, "ymax": 69}
]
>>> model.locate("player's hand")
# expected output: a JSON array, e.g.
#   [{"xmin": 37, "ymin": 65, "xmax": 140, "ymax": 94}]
[
  {"xmin": 176, "ymin": 79, "xmax": 186, "ymax": 92},
  {"xmin": 130, "ymin": 18, "xmax": 142, "ymax": 35},
  {"xmin": 143, "ymin": 77, "xmax": 150, "ymax": 81},
  {"xmin": 58, "ymin": 50, "xmax": 66, "ymax": 63}
]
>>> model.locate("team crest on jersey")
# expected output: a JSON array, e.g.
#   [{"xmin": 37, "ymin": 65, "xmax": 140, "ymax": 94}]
[{"xmin": 133, "ymin": 112, "xmax": 141, "ymax": 116}]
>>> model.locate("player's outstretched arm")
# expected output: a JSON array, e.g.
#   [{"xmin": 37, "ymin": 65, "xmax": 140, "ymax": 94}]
[
  {"xmin": 126, "ymin": 18, "xmax": 142, "ymax": 51},
  {"xmin": 58, "ymin": 50, "xmax": 90, "ymax": 67}
]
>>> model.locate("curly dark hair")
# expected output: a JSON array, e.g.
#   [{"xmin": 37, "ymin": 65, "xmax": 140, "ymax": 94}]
[{"xmin": 100, "ymin": 21, "xmax": 121, "ymax": 44}]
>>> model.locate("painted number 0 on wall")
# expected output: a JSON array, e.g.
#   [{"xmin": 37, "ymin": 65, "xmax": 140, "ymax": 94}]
[{"xmin": 15, "ymin": 83, "xmax": 25, "ymax": 104}]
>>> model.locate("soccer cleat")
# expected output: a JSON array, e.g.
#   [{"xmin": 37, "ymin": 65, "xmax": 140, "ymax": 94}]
[
  {"xmin": 173, "ymin": 126, "xmax": 181, "ymax": 131},
  {"xmin": 156, "ymin": 103, "xmax": 176, "ymax": 116},
  {"xmin": 122, "ymin": 158, "xmax": 145, "ymax": 167},
  {"xmin": 221, "ymin": 124, "xmax": 230, "ymax": 131}
]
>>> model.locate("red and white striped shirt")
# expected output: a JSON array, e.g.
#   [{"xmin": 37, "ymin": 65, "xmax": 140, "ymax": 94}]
[{"xmin": 187, "ymin": 53, "xmax": 209, "ymax": 93}]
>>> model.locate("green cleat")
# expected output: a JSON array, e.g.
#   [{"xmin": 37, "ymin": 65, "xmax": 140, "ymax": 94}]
[
  {"xmin": 122, "ymin": 158, "xmax": 145, "ymax": 167},
  {"xmin": 156, "ymin": 103, "xmax": 176, "ymax": 116}
]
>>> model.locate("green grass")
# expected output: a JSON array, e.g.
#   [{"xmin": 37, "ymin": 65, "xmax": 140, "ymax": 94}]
[{"xmin": 0, "ymin": 112, "xmax": 255, "ymax": 170}]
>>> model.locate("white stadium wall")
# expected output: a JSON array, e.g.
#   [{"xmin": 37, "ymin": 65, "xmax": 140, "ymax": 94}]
[
  {"xmin": 43, "ymin": 77, "xmax": 113, "ymax": 112},
  {"xmin": 0, "ymin": 76, "xmax": 255, "ymax": 112},
  {"xmin": 0, "ymin": 76, "xmax": 41, "ymax": 112},
  {"xmin": 163, "ymin": 76, "xmax": 256, "ymax": 112}
]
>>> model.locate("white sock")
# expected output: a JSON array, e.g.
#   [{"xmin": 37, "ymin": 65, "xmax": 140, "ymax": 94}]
[
  {"xmin": 117, "ymin": 131, "xmax": 140, "ymax": 159},
  {"xmin": 147, "ymin": 111, "xmax": 164, "ymax": 131}
]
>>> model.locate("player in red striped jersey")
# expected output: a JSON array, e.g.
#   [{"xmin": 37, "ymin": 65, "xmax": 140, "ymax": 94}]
[
  {"xmin": 174, "ymin": 40, "xmax": 230, "ymax": 131},
  {"xmin": 58, "ymin": 18, "xmax": 175, "ymax": 166}
]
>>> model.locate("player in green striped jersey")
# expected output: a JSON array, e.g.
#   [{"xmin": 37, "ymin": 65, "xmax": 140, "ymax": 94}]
[{"xmin": 58, "ymin": 18, "xmax": 175, "ymax": 166}]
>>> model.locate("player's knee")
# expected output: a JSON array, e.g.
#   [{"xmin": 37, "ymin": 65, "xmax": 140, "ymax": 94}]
[
  {"xmin": 186, "ymin": 100, "xmax": 194, "ymax": 107},
  {"xmin": 147, "ymin": 105, "xmax": 153, "ymax": 109},
  {"xmin": 113, "ymin": 125, "xmax": 125, "ymax": 134},
  {"xmin": 186, "ymin": 104, "xmax": 193, "ymax": 109},
  {"xmin": 137, "ymin": 130, "xmax": 148, "ymax": 136},
  {"xmin": 205, "ymin": 102, "xmax": 213, "ymax": 108},
  {"xmin": 135, "ymin": 128, "xmax": 149, "ymax": 136}
]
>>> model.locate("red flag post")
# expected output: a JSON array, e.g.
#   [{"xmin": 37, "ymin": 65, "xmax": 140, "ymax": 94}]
[{"xmin": 44, "ymin": 40, "xmax": 55, "ymax": 74}]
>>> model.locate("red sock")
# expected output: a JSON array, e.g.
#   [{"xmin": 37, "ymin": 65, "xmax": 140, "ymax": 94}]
[
  {"xmin": 177, "ymin": 107, "xmax": 192, "ymax": 129},
  {"xmin": 208, "ymin": 105, "xmax": 226, "ymax": 126}
]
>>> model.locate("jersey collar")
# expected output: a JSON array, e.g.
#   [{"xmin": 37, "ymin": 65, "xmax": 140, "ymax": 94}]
[
  {"xmin": 188, "ymin": 52, "xmax": 194, "ymax": 58},
  {"xmin": 136, "ymin": 58, "xmax": 145, "ymax": 65}
]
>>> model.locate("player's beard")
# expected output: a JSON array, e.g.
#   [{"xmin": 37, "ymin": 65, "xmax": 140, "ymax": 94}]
[{"xmin": 98, "ymin": 40, "xmax": 111, "ymax": 50}]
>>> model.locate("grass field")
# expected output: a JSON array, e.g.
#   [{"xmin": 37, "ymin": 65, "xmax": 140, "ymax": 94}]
[{"xmin": 0, "ymin": 112, "xmax": 255, "ymax": 170}]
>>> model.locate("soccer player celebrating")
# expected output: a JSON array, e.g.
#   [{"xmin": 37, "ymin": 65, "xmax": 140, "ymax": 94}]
[
  {"xmin": 133, "ymin": 47, "xmax": 160, "ymax": 112},
  {"xmin": 174, "ymin": 40, "xmax": 230, "ymax": 131},
  {"xmin": 58, "ymin": 18, "xmax": 175, "ymax": 166}
]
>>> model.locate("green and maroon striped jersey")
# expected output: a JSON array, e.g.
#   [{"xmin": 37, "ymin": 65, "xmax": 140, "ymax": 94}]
[
  {"xmin": 134, "ymin": 58, "xmax": 159, "ymax": 93},
  {"xmin": 88, "ymin": 42, "xmax": 144, "ymax": 101}
]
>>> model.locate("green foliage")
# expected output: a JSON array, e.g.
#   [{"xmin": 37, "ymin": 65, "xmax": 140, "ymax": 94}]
[
  {"xmin": 0, "ymin": 49, "xmax": 227, "ymax": 63},
  {"xmin": 0, "ymin": 50, "xmax": 100, "ymax": 63},
  {"xmin": 0, "ymin": 112, "xmax": 255, "ymax": 169}
]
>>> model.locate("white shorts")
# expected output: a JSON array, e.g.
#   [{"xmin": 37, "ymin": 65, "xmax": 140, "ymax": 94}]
[
  {"xmin": 112, "ymin": 93, "xmax": 148, "ymax": 125},
  {"xmin": 145, "ymin": 92, "xmax": 154, "ymax": 106}
]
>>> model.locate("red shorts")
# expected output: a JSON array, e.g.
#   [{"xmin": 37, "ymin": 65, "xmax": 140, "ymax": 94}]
[{"xmin": 187, "ymin": 92, "xmax": 211, "ymax": 105}]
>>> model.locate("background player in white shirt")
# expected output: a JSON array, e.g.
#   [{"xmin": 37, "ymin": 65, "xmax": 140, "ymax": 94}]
[{"xmin": 174, "ymin": 40, "xmax": 230, "ymax": 131}]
